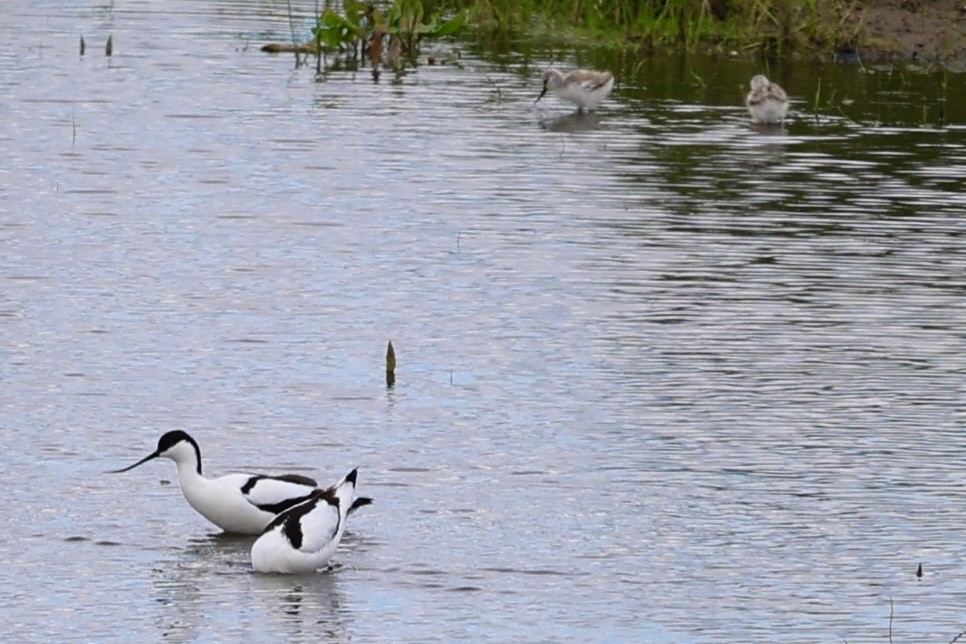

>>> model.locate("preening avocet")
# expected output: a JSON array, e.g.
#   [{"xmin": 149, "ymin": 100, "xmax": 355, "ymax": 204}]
[
  {"xmin": 745, "ymin": 74, "xmax": 790, "ymax": 124},
  {"xmin": 252, "ymin": 468, "xmax": 366, "ymax": 574},
  {"xmin": 536, "ymin": 68, "xmax": 614, "ymax": 113},
  {"xmin": 110, "ymin": 430, "xmax": 371, "ymax": 535}
]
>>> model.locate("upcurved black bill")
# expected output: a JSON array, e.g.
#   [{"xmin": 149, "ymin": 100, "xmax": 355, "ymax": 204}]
[
  {"xmin": 108, "ymin": 450, "xmax": 160, "ymax": 473},
  {"xmin": 535, "ymin": 85, "xmax": 548, "ymax": 103}
]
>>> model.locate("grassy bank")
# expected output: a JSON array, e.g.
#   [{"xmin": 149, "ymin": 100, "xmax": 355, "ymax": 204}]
[{"xmin": 432, "ymin": 0, "xmax": 865, "ymax": 54}]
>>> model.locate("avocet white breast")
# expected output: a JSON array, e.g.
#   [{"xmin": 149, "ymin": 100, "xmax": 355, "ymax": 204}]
[
  {"xmin": 252, "ymin": 468, "xmax": 366, "ymax": 574},
  {"xmin": 536, "ymin": 68, "xmax": 614, "ymax": 113},
  {"xmin": 745, "ymin": 74, "xmax": 790, "ymax": 124},
  {"xmin": 110, "ymin": 430, "xmax": 371, "ymax": 535}
]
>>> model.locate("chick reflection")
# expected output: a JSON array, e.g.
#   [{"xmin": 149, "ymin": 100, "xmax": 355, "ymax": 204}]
[
  {"xmin": 540, "ymin": 111, "xmax": 603, "ymax": 133},
  {"xmin": 749, "ymin": 121, "xmax": 788, "ymax": 136},
  {"xmin": 252, "ymin": 571, "xmax": 349, "ymax": 641},
  {"xmin": 745, "ymin": 121, "xmax": 789, "ymax": 169}
]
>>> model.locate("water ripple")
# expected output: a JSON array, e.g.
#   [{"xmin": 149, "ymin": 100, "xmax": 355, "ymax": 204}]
[{"xmin": 0, "ymin": 0, "xmax": 962, "ymax": 641}]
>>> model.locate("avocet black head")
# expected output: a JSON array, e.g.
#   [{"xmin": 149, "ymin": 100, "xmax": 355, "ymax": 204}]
[{"xmin": 109, "ymin": 430, "xmax": 202, "ymax": 475}]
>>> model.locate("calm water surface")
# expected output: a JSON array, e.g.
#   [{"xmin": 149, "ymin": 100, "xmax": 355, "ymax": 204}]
[{"xmin": 0, "ymin": 0, "xmax": 963, "ymax": 641}]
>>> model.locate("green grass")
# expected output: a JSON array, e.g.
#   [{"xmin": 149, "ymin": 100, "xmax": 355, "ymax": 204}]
[{"xmin": 430, "ymin": 0, "xmax": 866, "ymax": 53}]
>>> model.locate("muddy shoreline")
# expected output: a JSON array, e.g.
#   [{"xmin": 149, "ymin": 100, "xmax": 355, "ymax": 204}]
[{"xmin": 843, "ymin": 0, "xmax": 965, "ymax": 70}]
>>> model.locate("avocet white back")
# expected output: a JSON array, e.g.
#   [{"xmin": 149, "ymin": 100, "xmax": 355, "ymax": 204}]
[
  {"xmin": 110, "ymin": 430, "xmax": 370, "ymax": 535},
  {"xmin": 252, "ymin": 468, "xmax": 365, "ymax": 574}
]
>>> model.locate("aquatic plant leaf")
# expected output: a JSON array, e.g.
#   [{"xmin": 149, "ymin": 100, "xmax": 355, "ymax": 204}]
[
  {"xmin": 391, "ymin": 0, "xmax": 425, "ymax": 36},
  {"xmin": 343, "ymin": 0, "xmax": 371, "ymax": 28},
  {"xmin": 315, "ymin": 8, "xmax": 365, "ymax": 46},
  {"xmin": 313, "ymin": 15, "xmax": 347, "ymax": 48},
  {"xmin": 426, "ymin": 11, "xmax": 465, "ymax": 38}
]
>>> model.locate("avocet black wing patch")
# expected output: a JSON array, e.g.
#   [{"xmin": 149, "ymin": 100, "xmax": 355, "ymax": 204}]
[
  {"xmin": 265, "ymin": 490, "xmax": 341, "ymax": 552},
  {"xmin": 269, "ymin": 473, "xmax": 318, "ymax": 487},
  {"xmin": 240, "ymin": 475, "xmax": 317, "ymax": 515},
  {"xmin": 297, "ymin": 491, "xmax": 341, "ymax": 552}
]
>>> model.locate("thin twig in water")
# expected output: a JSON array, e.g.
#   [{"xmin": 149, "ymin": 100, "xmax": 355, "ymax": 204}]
[
  {"xmin": 689, "ymin": 68, "xmax": 705, "ymax": 89},
  {"xmin": 834, "ymin": 105, "xmax": 857, "ymax": 124},
  {"xmin": 888, "ymin": 597, "xmax": 894, "ymax": 644},
  {"xmin": 286, "ymin": 0, "xmax": 299, "ymax": 66},
  {"xmin": 812, "ymin": 77, "xmax": 822, "ymax": 126},
  {"xmin": 479, "ymin": 72, "xmax": 501, "ymax": 104},
  {"xmin": 315, "ymin": 0, "xmax": 322, "ymax": 71}
]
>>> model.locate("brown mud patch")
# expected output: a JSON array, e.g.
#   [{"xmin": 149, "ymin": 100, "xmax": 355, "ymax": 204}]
[{"xmin": 851, "ymin": 0, "xmax": 966, "ymax": 70}]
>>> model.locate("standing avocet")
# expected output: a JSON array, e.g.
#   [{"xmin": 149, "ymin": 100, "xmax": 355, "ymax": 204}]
[
  {"xmin": 745, "ymin": 74, "xmax": 790, "ymax": 124},
  {"xmin": 252, "ymin": 468, "xmax": 365, "ymax": 574},
  {"xmin": 536, "ymin": 68, "xmax": 614, "ymax": 113},
  {"xmin": 110, "ymin": 430, "xmax": 370, "ymax": 535}
]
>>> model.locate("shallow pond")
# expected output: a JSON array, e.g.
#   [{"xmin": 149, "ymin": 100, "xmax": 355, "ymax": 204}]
[{"xmin": 0, "ymin": 0, "xmax": 963, "ymax": 641}]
